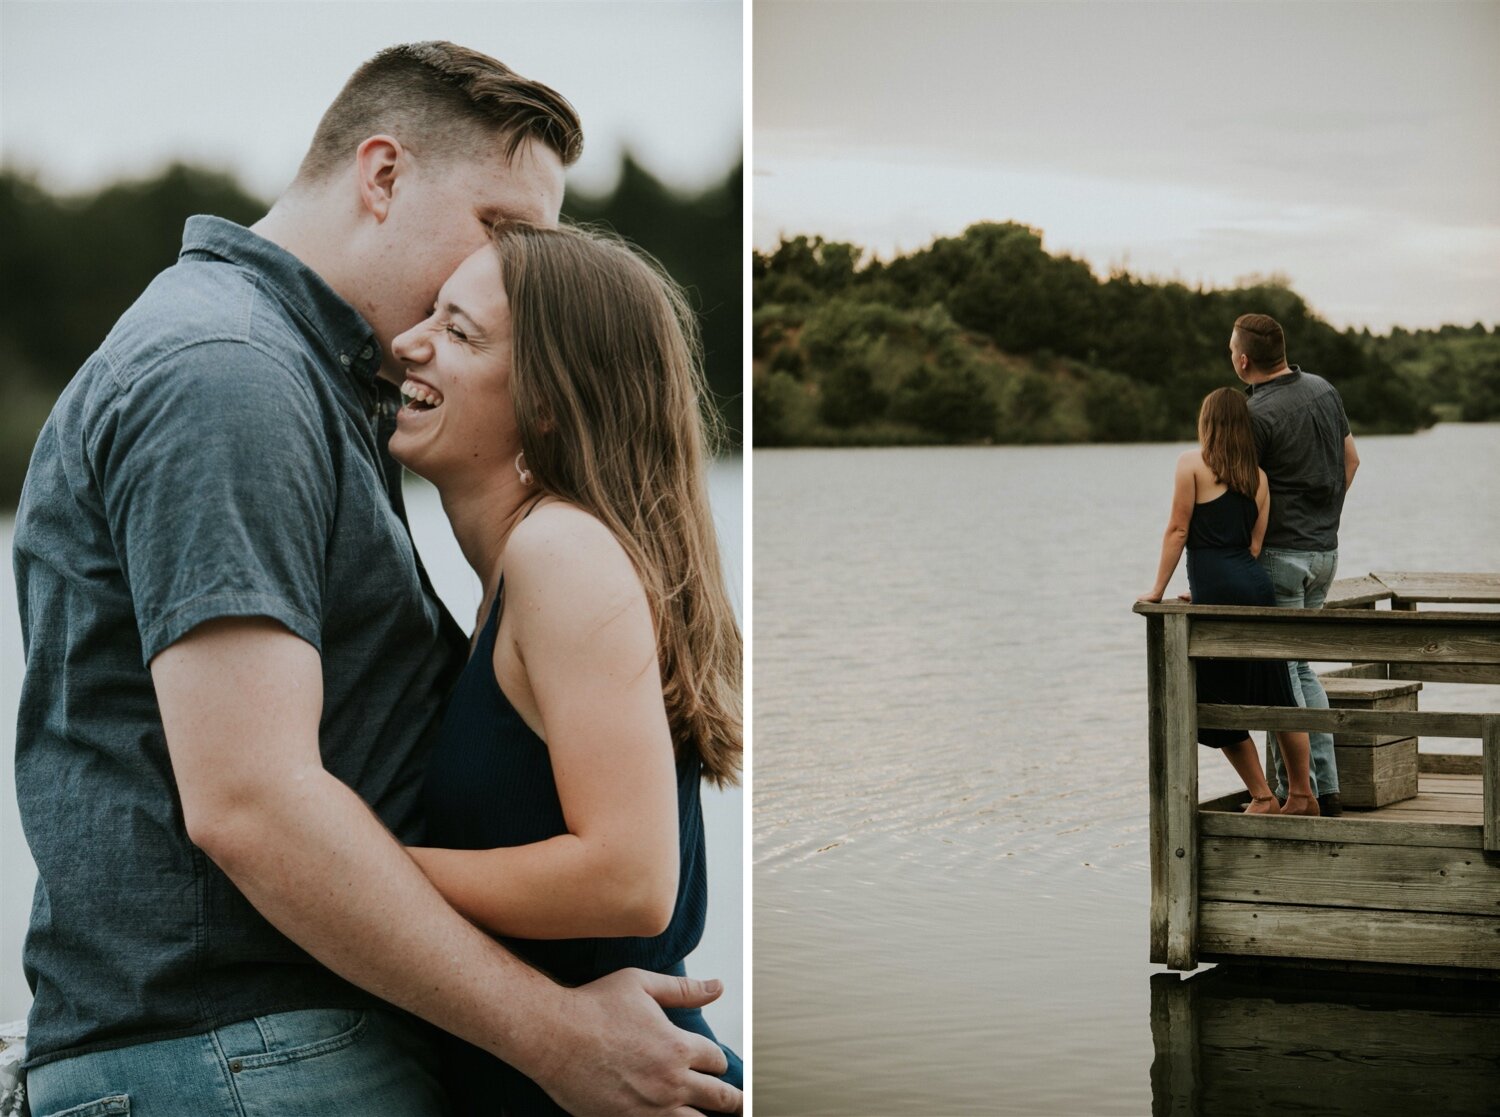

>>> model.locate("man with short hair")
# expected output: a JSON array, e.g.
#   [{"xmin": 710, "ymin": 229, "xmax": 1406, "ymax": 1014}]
[
  {"xmin": 1230, "ymin": 312, "xmax": 1360, "ymax": 815},
  {"xmin": 13, "ymin": 42, "xmax": 739, "ymax": 1116}
]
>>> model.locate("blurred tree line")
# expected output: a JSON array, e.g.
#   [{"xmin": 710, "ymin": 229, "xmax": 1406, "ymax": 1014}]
[
  {"xmin": 0, "ymin": 156, "xmax": 741, "ymax": 508},
  {"xmin": 754, "ymin": 222, "xmax": 1492, "ymax": 448},
  {"xmin": 1356, "ymin": 322, "xmax": 1500, "ymax": 424}
]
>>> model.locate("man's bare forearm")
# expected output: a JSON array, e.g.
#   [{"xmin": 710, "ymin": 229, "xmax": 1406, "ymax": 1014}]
[
  {"xmin": 199, "ymin": 764, "xmax": 567, "ymax": 1077},
  {"xmin": 153, "ymin": 618, "xmax": 738, "ymax": 1117}
]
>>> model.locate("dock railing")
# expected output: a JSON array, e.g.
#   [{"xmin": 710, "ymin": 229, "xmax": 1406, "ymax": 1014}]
[{"xmin": 1134, "ymin": 572, "xmax": 1500, "ymax": 972}]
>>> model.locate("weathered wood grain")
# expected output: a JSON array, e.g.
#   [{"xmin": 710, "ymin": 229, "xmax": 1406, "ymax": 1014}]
[
  {"xmin": 1321, "ymin": 663, "xmax": 1389, "ymax": 679},
  {"xmin": 1373, "ymin": 570, "xmax": 1500, "ymax": 604},
  {"xmin": 1200, "ymin": 835, "xmax": 1500, "ymax": 916},
  {"xmin": 1336, "ymin": 738, "xmax": 1418, "ymax": 808},
  {"xmin": 1322, "ymin": 574, "xmax": 1395, "ymax": 608},
  {"xmin": 1146, "ymin": 614, "xmax": 1167, "ymax": 965},
  {"xmin": 1199, "ymin": 808, "xmax": 1483, "ymax": 849},
  {"xmin": 1484, "ymin": 718, "xmax": 1499, "ymax": 854},
  {"xmin": 1190, "ymin": 616, "xmax": 1500, "ymax": 665},
  {"xmin": 1198, "ymin": 901, "xmax": 1500, "ymax": 970},
  {"xmin": 1153, "ymin": 613, "xmax": 1198, "ymax": 970},
  {"xmin": 1388, "ymin": 663, "xmax": 1500, "ymax": 685},
  {"xmin": 1133, "ymin": 601, "xmax": 1499, "ymax": 624},
  {"xmin": 1420, "ymin": 753, "xmax": 1484, "ymax": 775},
  {"xmin": 1197, "ymin": 703, "xmax": 1485, "ymax": 739},
  {"xmin": 1319, "ymin": 677, "xmax": 1422, "ymax": 701}
]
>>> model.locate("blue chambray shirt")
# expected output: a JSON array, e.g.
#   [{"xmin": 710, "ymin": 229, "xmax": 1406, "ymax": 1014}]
[
  {"xmin": 1245, "ymin": 366, "xmax": 1352, "ymax": 551},
  {"xmin": 12, "ymin": 216, "xmax": 466, "ymax": 1067}
]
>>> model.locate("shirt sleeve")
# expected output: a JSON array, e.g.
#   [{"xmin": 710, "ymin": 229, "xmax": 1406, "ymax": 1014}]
[
  {"xmin": 91, "ymin": 340, "xmax": 336, "ymax": 665},
  {"xmin": 1334, "ymin": 391, "xmax": 1351, "ymax": 438}
]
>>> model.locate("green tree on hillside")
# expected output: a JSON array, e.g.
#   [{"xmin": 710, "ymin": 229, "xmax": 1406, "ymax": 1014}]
[{"xmin": 753, "ymin": 223, "xmax": 1459, "ymax": 448}]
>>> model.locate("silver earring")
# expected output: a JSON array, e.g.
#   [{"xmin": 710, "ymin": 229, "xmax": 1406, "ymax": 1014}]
[{"xmin": 515, "ymin": 452, "xmax": 533, "ymax": 486}]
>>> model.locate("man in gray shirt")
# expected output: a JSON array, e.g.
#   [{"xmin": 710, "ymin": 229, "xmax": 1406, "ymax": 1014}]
[
  {"xmin": 14, "ymin": 42, "xmax": 737, "ymax": 1117},
  {"xmin": 1231, "ymin": 313, "xmax": 1361, "ymax": 815}
]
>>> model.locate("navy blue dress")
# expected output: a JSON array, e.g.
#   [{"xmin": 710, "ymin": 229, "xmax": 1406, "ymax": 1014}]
[
  {"xmin": 1185, "ymin": 490, "xmax": 1300, "ymax": 747},
  {"xmin": 423, "ymin": 583, "xmax": 741, "ymax": 1115}
]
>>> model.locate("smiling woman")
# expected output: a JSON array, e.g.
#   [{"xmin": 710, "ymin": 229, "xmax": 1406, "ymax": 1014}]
[
  {"xmin": 389, "ymin": 245, "xmax": 518, "ymax": 483},
  {"xmin": 390, "ymin": 222, "xmax": 743, "ymax": 1115}
]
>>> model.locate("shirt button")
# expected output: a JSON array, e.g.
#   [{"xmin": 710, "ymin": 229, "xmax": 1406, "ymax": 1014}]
[
  {"xmin": 360, "ymin": 346, "xmax": 374, "ymax": 360},
  {"xmin": 339, "ymin": 354, "xmax": 351, "ymax": 366}
]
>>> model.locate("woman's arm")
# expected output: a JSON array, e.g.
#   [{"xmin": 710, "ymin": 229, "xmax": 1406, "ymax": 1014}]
[
  {"xmin": 409, "ymin": 507, "xmax": 680, "ymax": 941},
  {"xmin": 1140, "ymin": 452, "xmax": 1197, "ymax": 602},
  {"xmin": 1250, "ymin": 469, "xmax": 1270, "ymax": 558}
]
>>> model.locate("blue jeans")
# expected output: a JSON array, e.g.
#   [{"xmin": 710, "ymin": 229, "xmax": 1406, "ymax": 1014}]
[
  {"xmin": 25, "ymin": 1008, "xmax": 448, "ymax": 1117},
  {"xmin": 1258, "ymin": 547, "xmax": 1340, "ymax": 798}
]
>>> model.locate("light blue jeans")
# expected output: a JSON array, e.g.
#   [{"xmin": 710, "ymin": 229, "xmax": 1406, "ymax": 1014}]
[
  {"xmin": 25, "ymin": 1008, "xmax": 448, "ymax": 1117},
  {"xmin": 1258, "ymin": 547, "xmax": 1340, "ymax": 799}
]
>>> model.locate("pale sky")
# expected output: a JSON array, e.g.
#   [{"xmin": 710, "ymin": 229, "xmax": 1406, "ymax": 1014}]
[
  {"xmin": 1, "ymin": 0, "xmax": 742, "ymax": 200},
  {"xmin": 755, "ymin": 0, "xmax": 1500, "ymax": 331}
]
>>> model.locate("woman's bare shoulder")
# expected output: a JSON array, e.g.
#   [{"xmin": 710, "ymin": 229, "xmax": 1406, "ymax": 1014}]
[{"xmin": 504, "ymin": 502, "xmax": 642, "ymax": 613}]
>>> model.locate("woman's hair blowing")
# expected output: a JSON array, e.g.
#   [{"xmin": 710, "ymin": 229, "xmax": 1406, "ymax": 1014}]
[
  {"xmin": 493, "ymin": 223, "xmax": 741, "ymax": 786},
  {"xmin": 1198, "ymin": 387, "xmax": 1260, "ymax": 500}
]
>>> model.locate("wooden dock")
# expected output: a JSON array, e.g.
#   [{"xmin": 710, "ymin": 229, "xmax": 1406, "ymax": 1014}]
[{"xmin": 1134, "ymin": 571, "xmax": 1500, "ymax": 976}]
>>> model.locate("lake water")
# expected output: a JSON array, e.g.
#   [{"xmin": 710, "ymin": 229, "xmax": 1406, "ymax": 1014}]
[
  {"xmin": 0, "ymin": 459, "xmax": 742, "ymax": 1051},
  {"xmin": 753, "ymin": 425, "xmax": 1499, "ymax": 1116}
]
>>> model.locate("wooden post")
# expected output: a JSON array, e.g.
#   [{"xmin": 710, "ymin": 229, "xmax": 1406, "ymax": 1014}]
[
  {"xmin": 1148, "ymin": 611, "xmax": 1199, "ymax": 970},
  {"xmin": 1146, "ymin": 614, "xmax": 1167, "ymax": 965},
  {"xmin": 1484, "ymin": 716, "xmax": 1500, "ymax": 854}
]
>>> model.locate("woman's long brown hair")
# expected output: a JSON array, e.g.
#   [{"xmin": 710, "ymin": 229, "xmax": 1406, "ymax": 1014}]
[
  {"xmin": 1197, "ymin": 387, "xmax": 1260, "ymax": 500},
  {"xmin": 493, "ymin": 223, "xmax": 741, "ymax": 787}
]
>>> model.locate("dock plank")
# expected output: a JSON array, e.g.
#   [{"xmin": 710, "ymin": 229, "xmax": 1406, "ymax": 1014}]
[
  {"xmin": 1199, "ymin": 902, "xmax": 1500, "ymax": 970},
  {"xmin": 1421, "ymin": 754, "xmax": 1484, "ymax": 775},
  {"xmin": 1390, "ymin": 663, "xmax": 1500, "ymax": 685},
  {"xmin": 1199, "ymin": 810, "xmax": 1483, "ymax": 849},
  {"xmin": 1189, "ymin": 616, "xmax": 1500, "ymax": 665},
  {"xmin": 1201, "ymin": 836, "xmax": 1500, "ymax": 917},
  {"xmin": 1322, "ymin": 574, "xmax": 1394, "ymax": 608},
  {"xmin": 1197, "ymin": 704, "xmax": 1484, "ymax": 739},
  {"xmin": 1371, "ymin": 570, "xmax": 1500, "ymax": 605}
]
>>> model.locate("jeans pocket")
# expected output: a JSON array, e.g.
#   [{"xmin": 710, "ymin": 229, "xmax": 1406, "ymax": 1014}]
[
  {"xmin": 223, "ymin": 1009, "xmax": 369, "ymax": 1071},
  {"xmin": 39, "ymin": 1097, "xmax": 130, "ymax": 1117}
]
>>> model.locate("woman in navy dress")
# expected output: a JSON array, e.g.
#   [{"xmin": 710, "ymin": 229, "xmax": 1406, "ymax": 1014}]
[
  {"xmin": 386, "ymin": 223, "xmax": 742, "ymax": 1114},
  {"xmin": 1140, "ymin": 388, "xmax": 1318, "ymax": 817}
]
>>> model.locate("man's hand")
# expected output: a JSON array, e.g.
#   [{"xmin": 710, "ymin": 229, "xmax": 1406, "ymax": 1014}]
[{"xmin": 533, "ymin": 969, "xmax": 741, "ymax": 1117}]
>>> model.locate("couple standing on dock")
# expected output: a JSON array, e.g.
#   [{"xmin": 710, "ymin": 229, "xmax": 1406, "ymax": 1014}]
[{"xmin": 1140, "ymin": 313, "xmax": 1361, "ymax": 817}]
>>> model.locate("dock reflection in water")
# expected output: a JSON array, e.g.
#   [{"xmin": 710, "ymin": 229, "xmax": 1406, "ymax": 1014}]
[{"xmin": 1150, "ymin": 967, "xmax": 1500, "ymax": 1116}]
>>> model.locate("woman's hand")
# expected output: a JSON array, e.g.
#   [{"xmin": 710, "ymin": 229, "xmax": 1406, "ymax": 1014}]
[
  {"xmin": 1137, "ymin": 591, "xmax": 1163, "ymax": 603},
  {"xmin": 1177, "ymin": 592, "xmax": 1192, "ymax": 602}
]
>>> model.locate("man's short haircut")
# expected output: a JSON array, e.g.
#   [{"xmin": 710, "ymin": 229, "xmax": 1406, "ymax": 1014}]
[
  {"xmin": 1233, "ymin": 313, "xmax": 1287, "ymax": 371},
  {"xmin": 294, "ymin": 41, "xmax": 583, "ymax": 184}
]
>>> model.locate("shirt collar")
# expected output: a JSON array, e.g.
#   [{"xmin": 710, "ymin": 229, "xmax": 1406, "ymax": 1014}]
[
  {"xmin": 1245, "ymin": 365, "xmax": 1302, "ymax": 397},
  {"xmin": 178, "ymin": 215, "xmax": 384, "ymax": 384}
]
